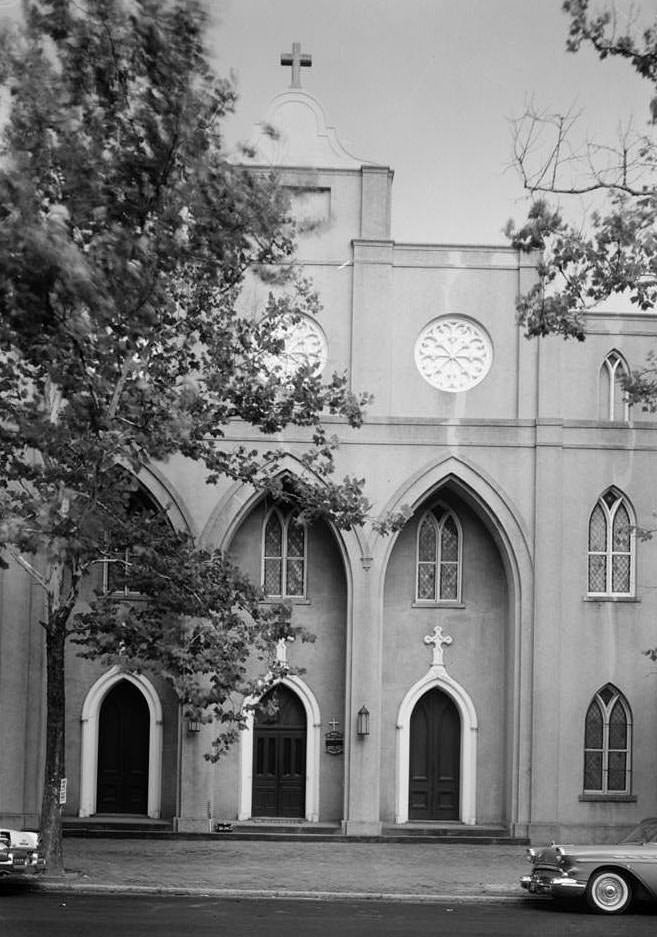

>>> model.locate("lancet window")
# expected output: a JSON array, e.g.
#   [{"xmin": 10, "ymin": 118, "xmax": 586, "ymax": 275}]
[
  {"xmin": 103, "ymin": 485, "xmax": 164, "ymax": 595},
  {"xmin": 262, "ymin": 508, "xmax": 307, "ymax": 598},
  {"xmin": 599, "ymin": 351, "xmax": 630, "ymax": 422},
  {"xmin": 587, "ymin": 489, "xmax": 635, "ymax": 597},
  {"xmin": 416, "ymin": 507, "xmax": 461, "ymax": 603},
  {"xmin": 583, "ymin": 684, "xmax": 632, "ymax": 795}
]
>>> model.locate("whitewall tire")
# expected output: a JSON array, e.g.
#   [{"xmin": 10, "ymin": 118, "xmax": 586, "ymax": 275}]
[{"xmin": 585, "ymin": 870, "xmax": 632, "ymax": 914}]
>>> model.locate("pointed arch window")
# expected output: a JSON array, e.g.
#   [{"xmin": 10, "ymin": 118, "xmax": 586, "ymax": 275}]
[
  {"xmin": 416, "ymin": 507, "xmax": 462, "ymax": 602},
  {"xmin": 262, "ymin": 509, "xmax": 306, "ymax": 598},
  {"xmin": 599, "ymin": 351, "xmax": 630, "ymax": 422},
  {"xmin": 583, "ymin": 685, "xmax": 632, "ymax": 794},
  {"xmin": 103, "ymin": 485, "xmax": 164, "ymax": 595},
  {"xmin": 587, "ymin": 489, "xmax": 635, "ymax": 596}
]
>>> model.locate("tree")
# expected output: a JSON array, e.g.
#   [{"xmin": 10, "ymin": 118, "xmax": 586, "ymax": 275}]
[
  {"xmin": 0, "ymin": 0, "xmax": 379, "ymax": 871},
  {"xmin": 506, "ymin": 0, "xmax": 657, "ymax": 364},
  {"xmin": 505, "ymin": 0, "xmax": 657, "ymax": 652}
]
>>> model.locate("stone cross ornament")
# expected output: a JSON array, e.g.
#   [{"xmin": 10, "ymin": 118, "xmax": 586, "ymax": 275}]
[{"xmin": 424, "ymin": 625, "xmax": 454, "ymax": 668}]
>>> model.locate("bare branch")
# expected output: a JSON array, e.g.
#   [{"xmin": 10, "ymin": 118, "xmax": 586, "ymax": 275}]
[{"xmin": 510, "ymin": 101, "xmax": 656, "ymax": 198}]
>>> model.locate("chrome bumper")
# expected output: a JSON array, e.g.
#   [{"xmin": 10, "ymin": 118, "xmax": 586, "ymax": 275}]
[
  {"xmin": 0, "ymin": 857, "xmax": 46, "ymax": 876},
  {"xmin": 520, "ymin": 873, "xmax": 586, "ymax": 898}
]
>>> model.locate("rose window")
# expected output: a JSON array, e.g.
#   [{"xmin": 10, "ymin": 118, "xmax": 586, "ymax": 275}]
[
  {"xmin": 414, "ymin": 317, "xmax": 492, "ymax": 392},
  {"xmin": 265, "ymin": 314, "xmax": 328, "ymax": 378}
]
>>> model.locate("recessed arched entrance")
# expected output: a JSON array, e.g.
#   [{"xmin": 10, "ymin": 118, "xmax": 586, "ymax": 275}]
[
  {"xmin": 409, "ymin": 688, "xmax": 460, "ymax": 820},
  {"xmin": 97, "ymin": 680, "xmax": 149, "ymax": 814},
  {"xmin": 79, "ymin": 667, "xmax": 163, "ymax": 819},
  {"xmin": 381, "ymin": 457, "xmax": 535, "ymax": 833},
  {"xmin": 396, "ymin": 669, "xmax": 478, "ymax": 825},
  {"xmin": 252, "ymin": 685, "xmax": 306, "ymax": 818}
]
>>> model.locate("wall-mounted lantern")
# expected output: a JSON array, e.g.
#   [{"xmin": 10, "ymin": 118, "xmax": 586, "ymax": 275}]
[
  {"xmin": 356, "ymin": 706, "xmax": 370, "ymax": 737},
  {"xmin": 187, "ymin": 719, "xmax": 202, "ymax": 734}
]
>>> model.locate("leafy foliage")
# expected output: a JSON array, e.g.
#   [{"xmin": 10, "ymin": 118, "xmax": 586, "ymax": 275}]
[
  {"xmin": 72, "ymin": 530, "xmax": 304, "ymax": 761},
  {"xmin": 0, "ymin": 0, "xmax": 373, "ymax": 866},
  {"xmin": 564, "ymin": 0, "xmax": 657, "ymax": 112},
  {"xmin": 507, "ymin": 1, "xmax": 657, "ymax": 388},
  {"xmin": 505, "ymin": 192, "xmax": 657, "ymax": 341}
]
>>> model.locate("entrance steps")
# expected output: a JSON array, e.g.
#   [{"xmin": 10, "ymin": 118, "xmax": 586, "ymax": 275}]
[
  {"xmin": 220, "ymin": 820, "xmax": 342, "ymax": 840},
  {"xmin": 63, "ymin": 816, "xmax": 173, "ymax": 837},
  {"xmin": 380, "ymin": 823, "xmax": 528, "ymax": 845},
  {"xmin": 61, "ymin": 816, "xmax": 528, "ymax": 844},
  {"xmin": 214, "ymin": 820, "xmax": 528, "ymax": 844}
]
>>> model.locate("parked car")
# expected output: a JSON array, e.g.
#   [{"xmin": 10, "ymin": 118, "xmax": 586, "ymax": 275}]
[
  {"xmin": 0, "ymin": 829, "xmax": 46, "ymax": 877},
  {"xmin": 520, "ymin": 817, "xmax": 657, "ymax": 914}
]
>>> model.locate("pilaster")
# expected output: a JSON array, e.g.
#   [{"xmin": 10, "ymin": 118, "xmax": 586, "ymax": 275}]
[
  {"xmin": 342, "ymin": 552, "xmax": 384, "ymax": 836},
  {"xmin": 360, "ymin": 166, "xmax": 393, "ymax": 239},
  {"xmin": 175, "ymin": 724, "xmax": 215, "ymax": 833}
]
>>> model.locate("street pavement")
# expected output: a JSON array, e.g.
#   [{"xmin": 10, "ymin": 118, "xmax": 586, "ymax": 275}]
[{"xmin": 24, "ymin": 837, "xmax": 527, "ymax": 902}]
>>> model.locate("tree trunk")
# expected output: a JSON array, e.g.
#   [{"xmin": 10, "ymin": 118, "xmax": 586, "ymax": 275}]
[{"xmin": 39, "ymin": 619, "xmax": 66, "ymax": 874}]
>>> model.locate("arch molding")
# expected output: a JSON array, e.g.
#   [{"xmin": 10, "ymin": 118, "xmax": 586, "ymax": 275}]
[
  {"xmin": 396, "ymin": 668, "xmax": 478, "ymax": 825},
  {"xmin": 238, "ymin": 675, "xmax": 321, "ymax": 822},
  {"xmin": 79, "ymin": 667, "xmax": 163, "ymax": 819}
]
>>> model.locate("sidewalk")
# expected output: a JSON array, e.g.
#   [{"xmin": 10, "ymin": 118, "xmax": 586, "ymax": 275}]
[{"xmin": 28, "ymin": 837, "xmax": 527, "ymax": 902}]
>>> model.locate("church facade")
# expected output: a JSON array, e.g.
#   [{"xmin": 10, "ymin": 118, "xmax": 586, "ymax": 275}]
[{"xmin": 2, "ymin": 58, "xmax": 657, "ymax": 845}]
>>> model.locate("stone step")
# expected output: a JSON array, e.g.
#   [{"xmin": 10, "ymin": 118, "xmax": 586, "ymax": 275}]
[
  {"xmin": 61, "ymin": 817, "xmax": 528, "ymax": 845},
  {"xmin": 228, "ymin": 821, "xmax": 341, "ymax": 837},
  {"xmin": 214, "ymin": 821, "xmax": 528, "ymax": 845},
  {"xmin": 63, "ymin": 816, "xmax": 173, "ymax": 837},
  {"xmin": 381, "ymin": 824, "xmax": 528, "ymax": 845}
]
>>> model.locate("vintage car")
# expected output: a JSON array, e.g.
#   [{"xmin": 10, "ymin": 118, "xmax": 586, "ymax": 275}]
[
  {"xmin": 0, "ymin": 829, "xmax": 46, "ymax": 877},
  {"xmin": 520, "ymin": 817, "xmax": 657, "ymax": 914}
]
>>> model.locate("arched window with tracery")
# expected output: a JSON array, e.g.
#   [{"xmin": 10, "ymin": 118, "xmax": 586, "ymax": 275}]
[
  {"xmin": 599, "ymin": 351, "xmax": 630, "ymax": 422},
  {"xmin": 416, "ymin": 507, "xmax": 462, "ymax": 602},
  {"xmin": 262, "ymin": 509, "xmax": 306, "ymax": 598},
  {"xmin": 583, "ymin": 684, "xmax": 632, "ymax": 795},
  {"xmin": 103, "ymin": 484, "xmax": 164, "ymax": 595},
  {"xmin": 587, "ymin": 489, "xmax": 635, "ymax": 597}
]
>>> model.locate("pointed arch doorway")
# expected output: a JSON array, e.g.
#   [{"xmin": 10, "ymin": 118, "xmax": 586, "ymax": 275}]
[
  {"xmin": 97, "ymin": 680, "xmax": 149, "ymax": 814},
  {"xmin": 409, "ymin": 688, "xmax": 461, "ymax": 821},
  {"xmin": 79, "ymin": 668, "xmax": 162, "ymax": 819},
  {"xmin": 252, "ymin": 685, "xmax": 306, "ymax": 818}
]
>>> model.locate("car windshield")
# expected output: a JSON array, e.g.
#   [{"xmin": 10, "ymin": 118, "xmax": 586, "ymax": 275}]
[{"xmin": 619, "ymin": 818, "xmax": 657, "ymax": 844}]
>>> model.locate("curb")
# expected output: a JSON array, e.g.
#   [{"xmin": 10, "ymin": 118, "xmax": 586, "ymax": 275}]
[{"xmin": 24, "ymin": 880, "xmax": 525, "ymax": 903}]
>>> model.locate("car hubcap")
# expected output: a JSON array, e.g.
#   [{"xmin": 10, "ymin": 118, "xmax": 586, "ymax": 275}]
[{"xmin": 595, "ymin": 876, "xmax": 626, "ymax": 909}]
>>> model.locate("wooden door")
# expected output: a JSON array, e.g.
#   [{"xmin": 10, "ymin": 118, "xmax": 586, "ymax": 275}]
[
  {"xmin": 97, "ymin": 681, "xmax": 149, "ymax": 814},
  {"xmin": 409, "ymin": 689, "xmax": 460, "ymax": 820},
  {"xmin": 252, "ymin": 686, "xmax": 306, "ymax": 818}
]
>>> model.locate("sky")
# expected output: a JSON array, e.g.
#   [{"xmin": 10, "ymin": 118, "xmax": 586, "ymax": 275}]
[
  {"xmin": 205, "ymin": 0, "xmax": 653, "ymax": 245},
  {"xmin": 0, "ymin": 0, "xmax": 651, "ymax": 245}
]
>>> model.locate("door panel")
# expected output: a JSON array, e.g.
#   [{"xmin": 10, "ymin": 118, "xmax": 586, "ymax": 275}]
[
  {"xmin": 409, "ymin": 689, "xmax": 460, "ymax": 820},
  {"xmin": 253, "ymin": 686, "xmax": 306, "ymax": 818},
  {"xmin": 97, "ymin": 681, "xmax": 149, "ymax": 815}
]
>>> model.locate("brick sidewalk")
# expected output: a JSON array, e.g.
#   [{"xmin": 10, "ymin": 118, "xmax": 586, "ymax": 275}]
[{"xmin": 32, "ymin": 838, "xmax": 526, "ymax": 899}]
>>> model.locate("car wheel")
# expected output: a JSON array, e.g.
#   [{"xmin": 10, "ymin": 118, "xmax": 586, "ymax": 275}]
[{"xmin": 585, "ymin": 870, "xmax": 632, "ymax": 914}]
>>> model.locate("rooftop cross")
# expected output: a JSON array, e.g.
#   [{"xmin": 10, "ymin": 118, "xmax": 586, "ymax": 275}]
[{"xmin": 280, "ymin": 42, "xmax": 312, "ymax": 89}]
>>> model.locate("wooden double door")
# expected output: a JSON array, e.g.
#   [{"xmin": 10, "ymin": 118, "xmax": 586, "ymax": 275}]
[
  {"xmin": 409, "ymin": 689, "xmax": 460, "ymax": 821},
  {"xmin": 97, "ymin": 680, "xmax": 149, "ymax": 815},
  {"xmin": 252, "ymin": 686, "xmax": 306, "ymax": 818}
]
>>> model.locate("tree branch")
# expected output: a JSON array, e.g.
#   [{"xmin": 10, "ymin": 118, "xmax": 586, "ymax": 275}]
[{"xmin": 7, "ymin": 547, "xmax": 49, "ymax": 592}]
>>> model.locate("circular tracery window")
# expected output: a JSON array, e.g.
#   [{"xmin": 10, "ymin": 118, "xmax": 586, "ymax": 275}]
[
  {"xmin": 265, "ymin": 314, "xmax": 328, "ymax": 377},
  {"xmin": 414, "ymin": 316, "xmax": 493, "ymax": 392}
]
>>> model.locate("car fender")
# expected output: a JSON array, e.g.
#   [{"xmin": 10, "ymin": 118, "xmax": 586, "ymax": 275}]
[{"xmin": 584, "ymin": 863, "xmax": 657, "ymax": 903}]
